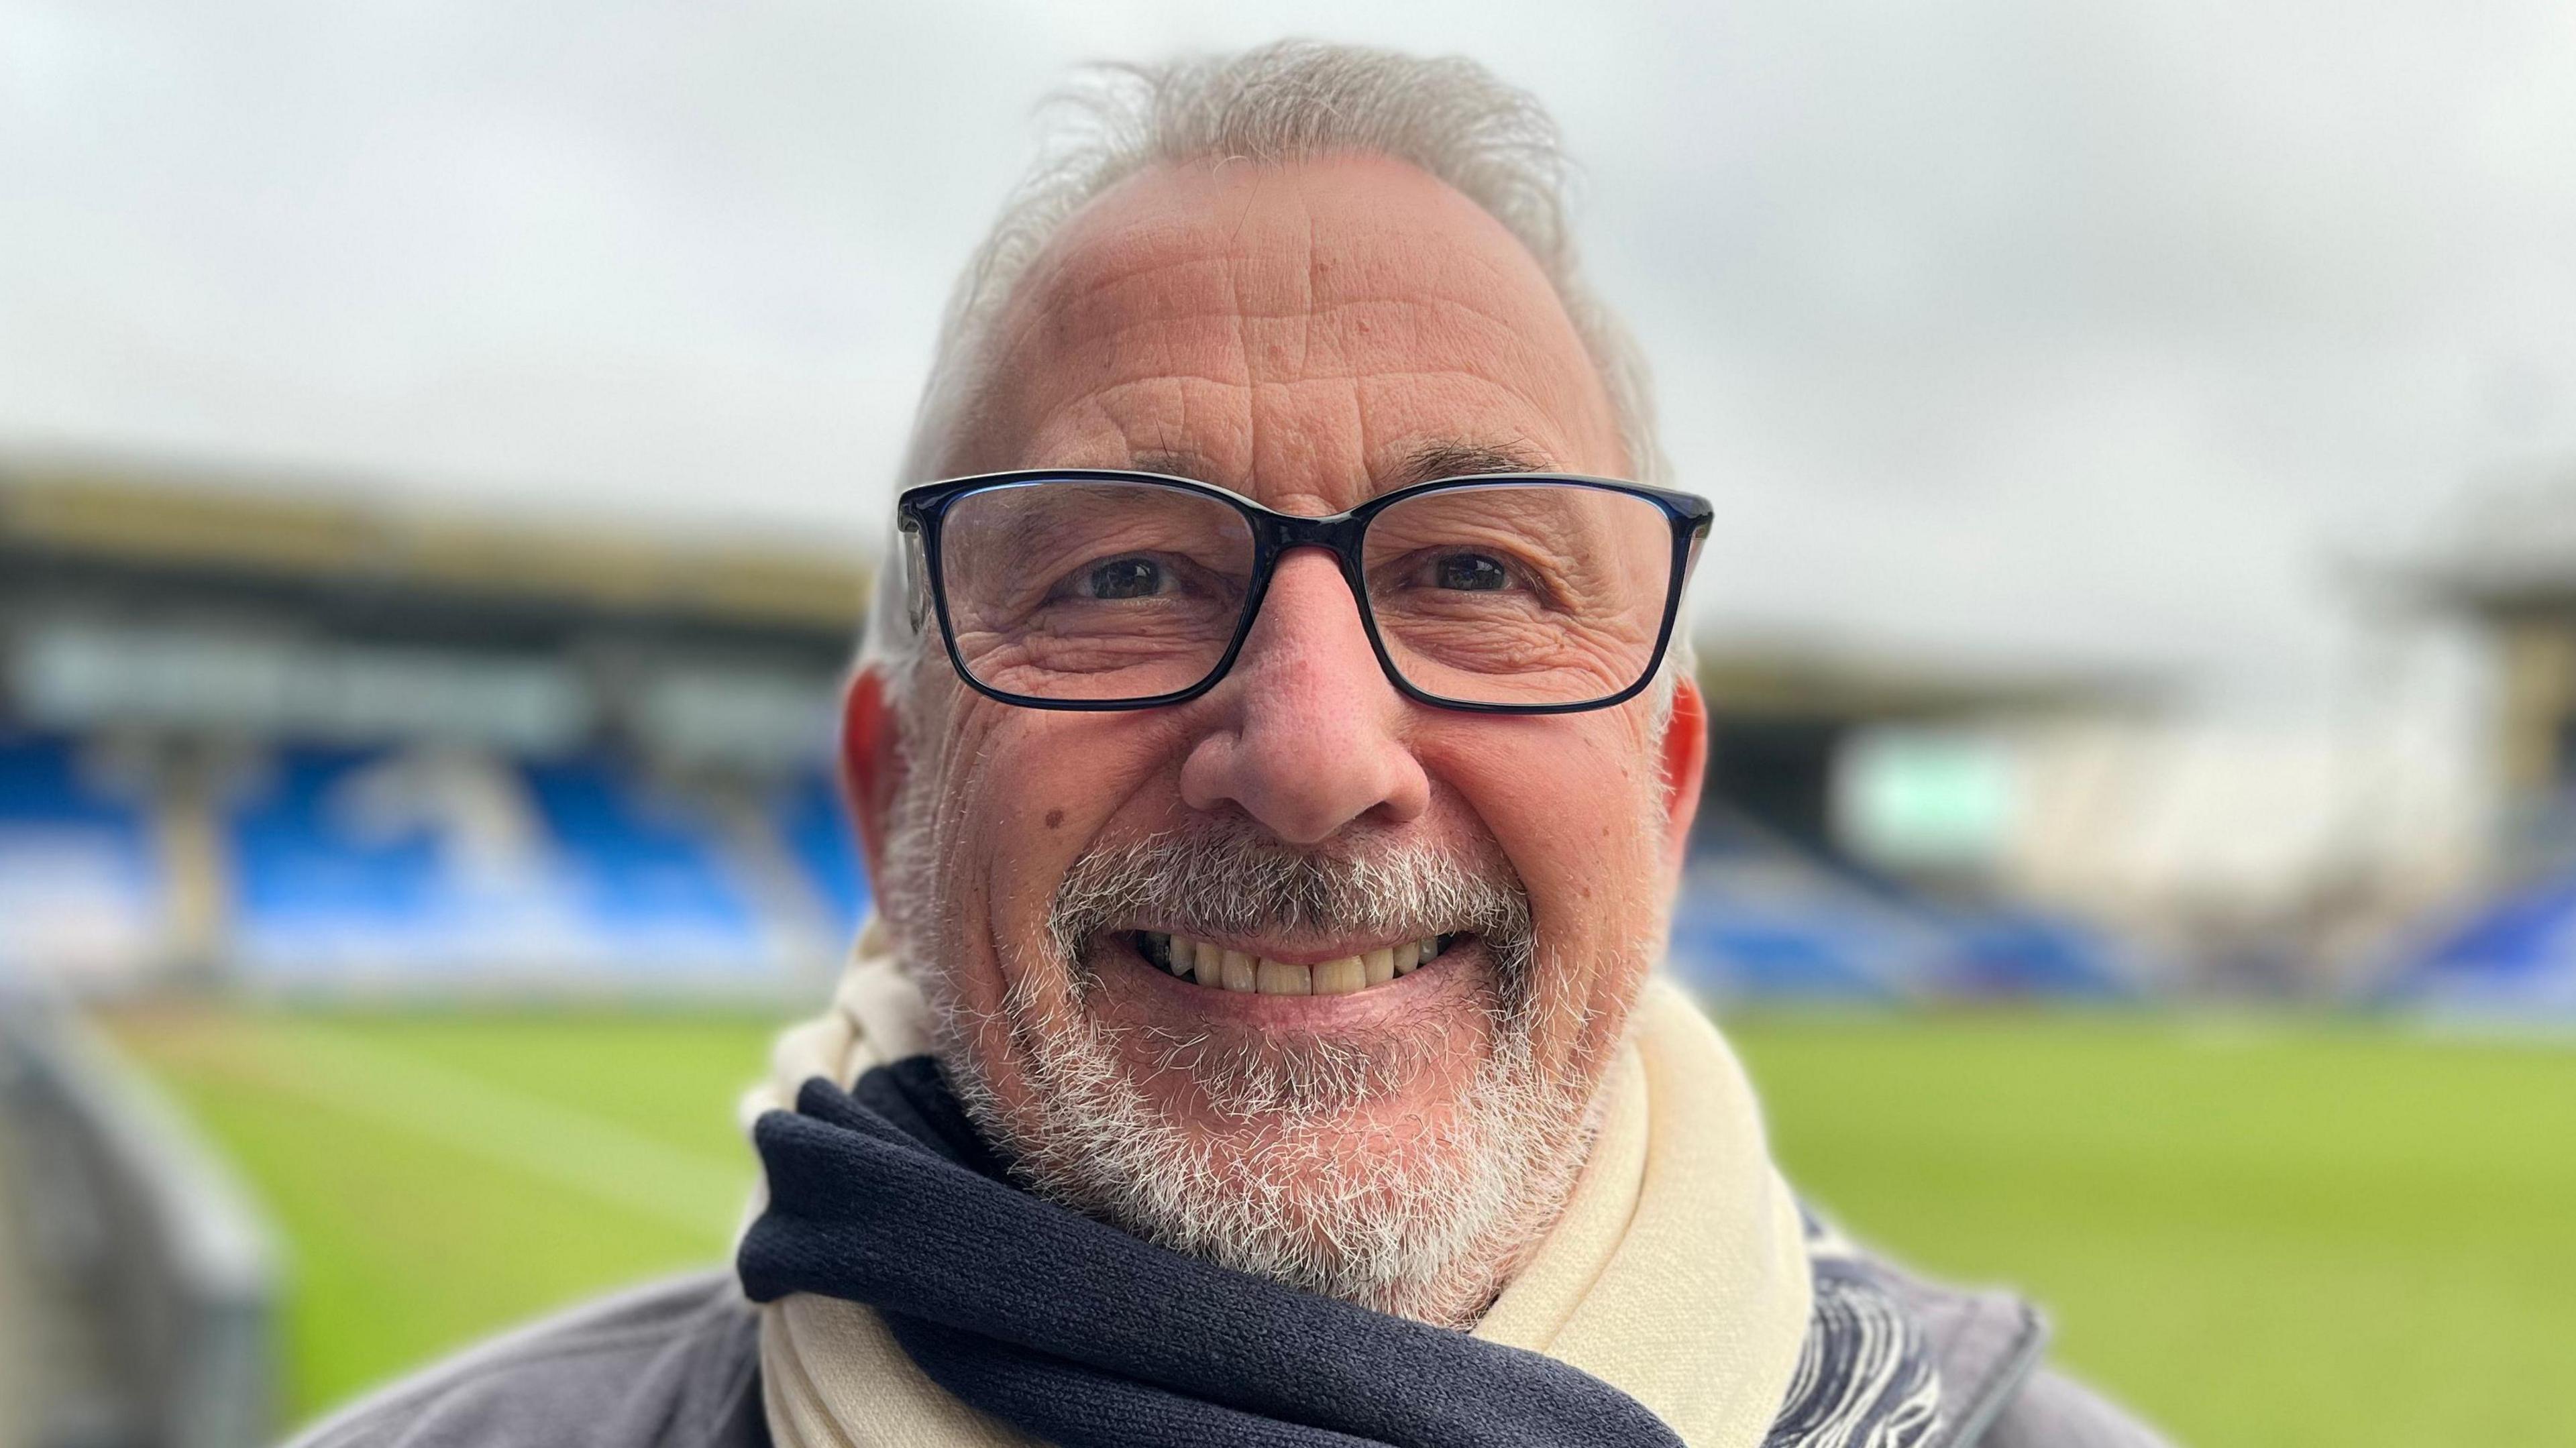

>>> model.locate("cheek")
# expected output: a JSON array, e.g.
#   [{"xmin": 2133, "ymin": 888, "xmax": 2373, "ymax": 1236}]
[
  {"xmin": 1428, "ymin": 716, "xmax": 1670, "ymax": 961},
  {"xmin": 1479, "ymin": 724, "xmax": 1670, "ymax": 1077},
  {"xmin": 926, "ymin": 705, "xmax": 1196, "ymax": 998}
]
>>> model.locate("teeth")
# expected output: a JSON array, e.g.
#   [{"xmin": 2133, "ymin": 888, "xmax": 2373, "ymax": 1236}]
[
  {"xmin": 1254, "ymin": 959, "xmax": 1313, "ymax": 995},
  {"xmin": 1142, "ymin": 933, "xmax": 1457, "ymax": 992},
  {"xmin": 1313, "ymin": 956, "xmax": 1365, "ymax": 995}
]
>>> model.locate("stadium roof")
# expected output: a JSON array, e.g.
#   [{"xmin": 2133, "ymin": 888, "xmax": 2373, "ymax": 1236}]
[
  {"xmin": 1692, "ymin": 637, "xmax": 2159, "ymax": 722},
  {"xmin": 2379, "ymin": 464, "xmax": 2576, "ymax": 620},
  {"xmin": 0, "ymin": 455, "xmax": 871, "ymax": 636}
]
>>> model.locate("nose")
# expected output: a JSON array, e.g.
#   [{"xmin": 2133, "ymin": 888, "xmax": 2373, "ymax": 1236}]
[{"xmin": 1177, "ymin": 549, "xmax": 1432, "ymax": 844}]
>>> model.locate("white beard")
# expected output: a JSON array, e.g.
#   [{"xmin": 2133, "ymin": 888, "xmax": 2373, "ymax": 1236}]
[
  {"xmin": 937, "ymin": 952, "xmax": 1605, "ymax": 1326},
  {"xmin": 881, "ymin": 755, "xmax": 1627, "ymax": 1321}
]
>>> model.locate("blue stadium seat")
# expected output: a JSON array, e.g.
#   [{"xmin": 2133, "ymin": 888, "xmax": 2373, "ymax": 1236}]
[
  {"xmin": 2381, "ymin": 870, "xmax": 2576, "ymax": 1017},
  {"xmin": 777, "ymin": 770, "xmax": 870, "ymax": 940},
  {"xmin": 0, "ymin": 733, "xmax": 148, "ymax": 830},
  {"xmin": 1932, "ymin": 910, "xmax": 2135, "ymax": 999},
  {"xmin": 519, "ymin": 755, "xmax": 763, "ymax": 964},
  {"xmin": 1671, "ymin": 812, "xmax": 2139, "ymax": 1003},
  {"xmin": 0, "ymin": 732, "xmax": 164, "ymax": 983},
  {"xmin": 227, "ymin": 745, "xmax": 780, "ymax": 986}
]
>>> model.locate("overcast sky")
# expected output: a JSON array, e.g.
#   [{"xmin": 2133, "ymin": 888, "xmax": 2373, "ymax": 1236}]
[{"xmin": 7, "ymin": 1, "xmax": 2573, "ymax": 716}]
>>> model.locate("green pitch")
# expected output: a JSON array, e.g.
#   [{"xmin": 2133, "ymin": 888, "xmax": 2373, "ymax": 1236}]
[{"xmin": 105, "ymin": 1006, "xmax": 2576, "ymax": 1447}]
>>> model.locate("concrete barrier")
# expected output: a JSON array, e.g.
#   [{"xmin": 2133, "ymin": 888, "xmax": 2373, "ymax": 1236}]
[{"xmin": 0, "ymin": 999, "xmax": 278, "ymax": 1448}]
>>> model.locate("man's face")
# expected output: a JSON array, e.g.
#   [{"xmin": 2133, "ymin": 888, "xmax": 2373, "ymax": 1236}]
[{"xmin": 849, "ymin": 154, "xmax": 1707, "ymax": 1325}]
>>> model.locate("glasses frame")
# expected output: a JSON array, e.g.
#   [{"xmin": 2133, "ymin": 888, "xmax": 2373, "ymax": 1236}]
[{"xmin": 896, "ymin": 468, "xmax": 1714, "ymax": 716}]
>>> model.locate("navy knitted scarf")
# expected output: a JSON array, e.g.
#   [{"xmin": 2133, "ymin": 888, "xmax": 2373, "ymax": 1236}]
[{"xmin": 739, "ymin": 1058, "xmax": 1938, "ymax": 1448}]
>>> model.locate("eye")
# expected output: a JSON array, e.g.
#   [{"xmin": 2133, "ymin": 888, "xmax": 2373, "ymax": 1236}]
[
  {"xmin": 1432, "ymin": 553, "xmax": 1510, "ymax": 592},
  {"xmin": 1083, "ymin": 557, "xmax": 1165, "ymax": 599}
]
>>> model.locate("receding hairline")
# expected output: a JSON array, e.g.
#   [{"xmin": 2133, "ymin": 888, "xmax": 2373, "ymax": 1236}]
[
  {"xmin": 1022, "ymin": 146, "xmax": 1558, "ymax": 278},
  {"xmin": 943, "ymin": 152, "xmax": 1628, "ymax": 485}
]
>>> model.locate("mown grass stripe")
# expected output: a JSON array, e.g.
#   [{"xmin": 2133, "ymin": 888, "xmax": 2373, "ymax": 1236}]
[{"xmin": 154, "ymin": 1014, "xmax": 751, "ymax": 1238}]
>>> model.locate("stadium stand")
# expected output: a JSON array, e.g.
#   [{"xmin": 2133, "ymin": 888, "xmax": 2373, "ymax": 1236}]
[
  {"xmin": 0, "ymin": 732, "xmax": 166, "ymax": 989},
  {"xmin": 1668, "ymin": 808, "xmax": 2138, "ymax": 1002},
  {"xmin": 2377, "ymin": 866, "xmax": 2576, "ymax": 1019},
  {"xmin": 778, "ymin": 767, "xmax": 870, "ymax": 940},
  {"xmin": 1674, "ymin": 644, "xmax": 2158, "ymax": 1000},
  {"xmin": 210, "ymin": 741, "xmax": 872, "ymax": 989},
  {"xmin": 1671, "ymin": 828, "xmax": 1941, "ymax": 1000},
  {"xmin": 1938, "ymin": 909, "xmax": 2137, "ymax": 998},
  {"xmin": 524, "ymin": 755, "xmax": 761, "ymax": 955},
  {"xmin": 1, "ymin": 456, "xmax": 871, "ymax": 997}
]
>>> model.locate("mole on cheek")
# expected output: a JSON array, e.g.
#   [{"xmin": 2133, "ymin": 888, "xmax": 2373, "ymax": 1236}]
[{"xmin": 1044, "ymin": 808, "xmax": 1066, "ymax": 830}]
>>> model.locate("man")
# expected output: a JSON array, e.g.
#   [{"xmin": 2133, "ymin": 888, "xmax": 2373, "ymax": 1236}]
[{"xmin": 298, "ymin": 41, "xmax": 2168, "ymax": 1448}]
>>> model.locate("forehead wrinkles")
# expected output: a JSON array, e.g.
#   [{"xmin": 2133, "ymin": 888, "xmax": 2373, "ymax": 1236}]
[{"xmin": 959, "ymin": 159, "xmax": 1621, "ymax": 490}]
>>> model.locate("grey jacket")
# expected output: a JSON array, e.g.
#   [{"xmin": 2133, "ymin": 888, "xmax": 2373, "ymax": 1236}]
[{"xmin": 284, "ymin": 1262, "xmax": 2172, "ymax": 1448}]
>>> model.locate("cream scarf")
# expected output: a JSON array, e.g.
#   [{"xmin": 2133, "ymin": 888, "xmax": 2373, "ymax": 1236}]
[{"xmin": 745, "ymin": 921, "xmax": 1815, "ymax": 1448}]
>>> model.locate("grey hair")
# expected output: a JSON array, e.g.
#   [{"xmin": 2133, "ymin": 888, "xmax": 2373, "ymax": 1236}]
[{"xmin": 862, "ymin": 39, "xmax": 1690, "ymax": 698}]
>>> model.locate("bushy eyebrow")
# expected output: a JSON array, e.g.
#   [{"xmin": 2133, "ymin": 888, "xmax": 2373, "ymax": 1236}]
[
  {"xmin": 1128, "ymin": 447, "xmax": 1228, "ymax": 486},
  {"xmin": 1124, "ymin": 438, "xmax": 1554, "ymax": 498},
  {"xmin": 1385, "ymin": 439, "xmax": 1552, "ymax": 490}
]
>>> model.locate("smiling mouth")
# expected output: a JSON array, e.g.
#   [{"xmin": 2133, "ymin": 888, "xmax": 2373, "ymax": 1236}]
[{"xmin": 1135, "ymin": 930, "xmax": 1458, "ymax": 996}]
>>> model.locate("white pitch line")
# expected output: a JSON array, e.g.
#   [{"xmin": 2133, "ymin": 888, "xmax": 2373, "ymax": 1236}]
[{"xmin": 224, "ymin": 1018, "xmax": 755, "ymax": 1240}]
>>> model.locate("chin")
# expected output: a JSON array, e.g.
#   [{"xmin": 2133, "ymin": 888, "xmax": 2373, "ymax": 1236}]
[{"xmin": 945, "ymin": 943, "xmax": 1603, "ymax": 1327}]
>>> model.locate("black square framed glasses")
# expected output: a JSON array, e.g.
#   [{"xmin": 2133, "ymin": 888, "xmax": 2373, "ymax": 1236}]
[{"xmin": 895, "ymin": 469, "xmax": 1713, "ymax": 715}]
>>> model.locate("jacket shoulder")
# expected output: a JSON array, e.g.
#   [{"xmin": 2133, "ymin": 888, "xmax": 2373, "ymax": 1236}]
[
  {"xmin": 283, "ymin": 1271, "xmax": 765, "ymax": 1448},
  {"xmin": 1977, "ymin": 1366, "xmax": 2173, "ymax": 1448},
  {"xmin": 1854, "ymin": 1249, "xmax": 2174, "ymax": 1448}
]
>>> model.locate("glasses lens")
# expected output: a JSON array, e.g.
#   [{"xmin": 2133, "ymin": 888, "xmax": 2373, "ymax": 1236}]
[
  {"xmin": 936, "ymin": 479, "xmax": 1256, "ymax": 702},
  {"xmin": 1362, "ymin": 482, "xmax": 1675, "ymax": 707}
]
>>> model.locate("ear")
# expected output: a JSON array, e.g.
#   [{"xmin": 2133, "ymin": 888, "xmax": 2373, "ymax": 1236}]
[
  {"xmin": 1657, "ymin": 676, "xmax": 1709, "ymax": 875},
  {"xmin": 838, "ymin": 666, "xmax": 904, "ymax": 897}
]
